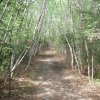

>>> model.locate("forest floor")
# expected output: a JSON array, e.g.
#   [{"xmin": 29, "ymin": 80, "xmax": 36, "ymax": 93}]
[{"xmin": 0, "ymin": 49, "xmax": 100, "ymax": 100}]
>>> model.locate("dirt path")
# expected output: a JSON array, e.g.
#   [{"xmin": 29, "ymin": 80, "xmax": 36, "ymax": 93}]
[
  {"xmin": 14, "ymin": 49, "xmax": 100, "ymax": 100},
  {"xmin": 2, "ymin": 49, "xmax": 100, "ymax": 100}
]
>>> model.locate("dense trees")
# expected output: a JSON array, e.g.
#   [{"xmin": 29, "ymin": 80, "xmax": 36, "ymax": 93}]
[
  {"xmin": 45, "ymin": 0, "xmax": 100, "ymax": 80},
  {"xmin": 0, "ymin": 0, "xmax": 100, "ymax": 88}
]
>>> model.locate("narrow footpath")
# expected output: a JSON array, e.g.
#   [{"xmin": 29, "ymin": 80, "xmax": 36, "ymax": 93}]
[{"xmin": 4, "ymin": 49, "xmax": 100, "ymax": 100}]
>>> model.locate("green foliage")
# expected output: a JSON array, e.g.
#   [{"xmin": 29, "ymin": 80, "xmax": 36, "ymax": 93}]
[
  {"xmin": 0, "ymin": 0, "xmax": 100, "ymax": 79},
  {"xmin": 0, "ymin": 45, "xmax": 12, "ymax": 71},
  {"xmin": 0, "ymin": 0, "xmax": 35, "ymax": 71}
]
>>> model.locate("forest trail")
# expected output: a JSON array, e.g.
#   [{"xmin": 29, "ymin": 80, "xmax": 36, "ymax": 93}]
[{"xmin": 2, "ymin": 49, "xmax": 100, "ymax": 100}]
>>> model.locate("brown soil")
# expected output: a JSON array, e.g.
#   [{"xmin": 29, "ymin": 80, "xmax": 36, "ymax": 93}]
[{"xmin": 0, "ymin": 49, "xmax": 100, "ymax": 100}]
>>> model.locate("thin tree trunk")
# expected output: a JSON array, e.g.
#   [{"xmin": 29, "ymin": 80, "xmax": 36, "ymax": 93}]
[
  {"xmin": 0, "ymin": 0, "xmax": 10, "ymax": 22},
  {"xmin": 91, "ymin": 42, "xmax": 94, "ymax": 81},
  {"xmin": 73, "ymin": 48, "xmax": 80, "ymax": 73},
  {"xmin": 84, "ymin": 38, "xmax": 90, "ymax": 81},
  {"xmin": 79, "ymin": 49, "xmax": 83, "ymax": 72},
  {"xmin": 65, "ymin": 36, "xmax": 74, "ymax": 70}
]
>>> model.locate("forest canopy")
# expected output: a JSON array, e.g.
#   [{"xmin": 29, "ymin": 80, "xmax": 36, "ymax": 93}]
[{"xmin": 0, "ymin": 0, "xmax": 100, "ymax": 81}]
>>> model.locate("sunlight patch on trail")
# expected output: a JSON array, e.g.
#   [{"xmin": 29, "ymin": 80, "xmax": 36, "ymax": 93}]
[
  {"xmin": 62, "ymin": 75, "xmax": 75, "ymax": 80},
  {"xmin": 40, "ymin": 50, "xmax": 57, "ymax": 55},
  {"xmin": 16, "ymin": 78, "xmax": 40, "ymax": 86},
  {"xmin": 15, "ymin": 49, "xmax": 100, "ymax": 100},
  {"xmin": 37, "ymin": 57, "xmax": 65, "ymax": 62}
]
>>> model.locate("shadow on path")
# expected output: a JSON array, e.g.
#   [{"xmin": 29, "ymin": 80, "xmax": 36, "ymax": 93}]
[{"xmin": 1, "ymin": 49, "xmax": 100, "ymax": 100}]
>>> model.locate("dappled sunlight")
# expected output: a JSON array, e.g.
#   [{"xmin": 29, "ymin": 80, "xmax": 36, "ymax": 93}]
[
  {"xmin": 62, "ymin": 75, "xmax": 75, "ymax": 80},
  {"xmin": 37, "ymin": 50, "xmax": 65, "ymax": 63},
  {"xmin": 44, "ymin": 50, "xmax": 57, "ymax": 55},
  {"xmin": 16, "ymin": 77, "xmax": 40, "ymax": 86},
  {"xmin": 37, "ymin": 58, "xmax": 54, "ymax": 62},
  {"xmin": 40, "ymin": 81, "xmax": 53, "ymax": 86},
  {"xmin": 8, "ymin": 49, "xmax": 100, "ymax": 100},
  {"xmin": 40, "ymin": 50, "xmax": 57, "ymax": 55},
  {"xmin": 0, "ymin": 0, "xmax": 100, "ymax": 99},
  {"xmin": 37, "ymin": 57, "xmax": 65, "ymax": 62},
  {"xmin": 37, "ymin": 90, "xmax": 57, "ymax": 97}
]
